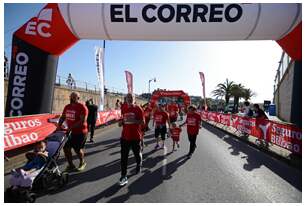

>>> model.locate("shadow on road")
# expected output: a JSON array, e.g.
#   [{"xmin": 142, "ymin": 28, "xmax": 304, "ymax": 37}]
[
  {"xmin": 49, "ymin": 148, "xmax": 160, "ymax": 197},
  {"xmin": 202, "ymin": 122, "xmax": 302, "ymax": 191},
  {"xmin": 80, "ymin": 155, "xmax": 189, "ymax": 203}
]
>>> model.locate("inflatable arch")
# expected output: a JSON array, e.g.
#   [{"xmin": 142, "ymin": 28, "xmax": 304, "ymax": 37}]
[
  {"xmin": 149, "ymin": 90, "xmax": 191, "ymax": 109},
  {"xmin": 6, "ymin": 3, "xmax": 302, "ymax": 116}
]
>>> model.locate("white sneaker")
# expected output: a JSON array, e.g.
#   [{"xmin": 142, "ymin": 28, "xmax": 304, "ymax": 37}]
[{"xmin": 118, "ymin": 176, "xmax": 128, "ymax": 186}]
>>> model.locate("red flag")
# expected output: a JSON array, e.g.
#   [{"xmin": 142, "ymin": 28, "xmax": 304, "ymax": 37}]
[
  {"xmin": 125, "ymin": 70, "xmax": 133, "ymax": 94},
  {"xmin": 199, "ymin": 72, "xmax": 207, "ymax": 110}
]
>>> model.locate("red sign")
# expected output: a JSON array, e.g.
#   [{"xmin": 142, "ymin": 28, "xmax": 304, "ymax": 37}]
[
  {"xmin": 4, "ymin": 110, "xmax": 121, "ymax": 152},
  {"xmin": 4, "ymin": 114, "xmax": 59, "ymax": 151},
  {"xmin": 125, "ymin": 70, "xmax": 133, "ymax": 94},
  {"xmin": 201, "ymin": 111, "xmax": 302, "ymax": 155},
  {"xmin": 15, "ymin": 3, "xmax": 78, "ymax": 55}
]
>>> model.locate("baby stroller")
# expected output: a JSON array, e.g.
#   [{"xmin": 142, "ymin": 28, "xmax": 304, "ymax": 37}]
[{"xmin": 5, "ymin": 130, "xmax": 70, "ymax": 203}]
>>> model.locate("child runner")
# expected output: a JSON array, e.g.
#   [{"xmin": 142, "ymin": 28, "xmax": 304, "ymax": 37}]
[
  {"xmin": 170, "ymin": 123, "xmax": 182, "ymax": 152},
  {"xmin": 180, "ymin": 105, "xmax": 202, "ymax": 158}
]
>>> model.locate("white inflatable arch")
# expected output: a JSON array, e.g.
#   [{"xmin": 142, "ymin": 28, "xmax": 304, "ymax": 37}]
[{"xmin": 6, "ymin": 3, "xmax": 302, "ymax": 116}]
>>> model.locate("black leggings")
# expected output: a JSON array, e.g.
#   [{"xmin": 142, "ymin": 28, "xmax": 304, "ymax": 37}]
[
  {"xmin": 188, "ymin": 134, "xmax": 198, "ymax": 155},
  {"xmin": 120, "ymin": 139, "xmax": 142, "ymax": 177},
  {"xmin": 87, "ymin": 121, "xmax": 96, "ymax": 139}
]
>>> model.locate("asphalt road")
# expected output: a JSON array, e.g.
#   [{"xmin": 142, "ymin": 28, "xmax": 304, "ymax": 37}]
[{"xmin": 4, "ymin": 119, "xmax": 302, "ymax": 203}]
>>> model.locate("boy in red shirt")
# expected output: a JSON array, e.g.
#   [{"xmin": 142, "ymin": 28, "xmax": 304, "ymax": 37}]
[
  {"xmin": 170, "ymin": 123, "xmax": 182, "ymax": 152},
  {"xmin": 180, "ymin": 105, "xmax": 202, "ymax": 158},
  {"xmin": 153, "ymin": 104, "xmax": 170, "ymax": 149},
  {"xmin": 118, "ymin": 93, "xmax": 144, "ymax": 186}
]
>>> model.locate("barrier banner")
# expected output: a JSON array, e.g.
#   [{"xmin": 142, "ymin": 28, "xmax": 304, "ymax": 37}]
[
  {"xmin": 269, "ymin": 121, "xmax": 302, "ymax": 155},
  {"xmin": 96, "ymin": 110, "xmax": 121, "ymax": 126},
  {"xmin": 201, "ymin": 111, "xmax": 302, "ymax": 155},
  {"xmin": 4, "ymin": 110, "xmax": 121, "ymax": 152},
  {"xmin": 208, "ymin": 112, "xmax": 218, "ymax": 122},
  {"xmin": 219, "ymin": 114, "xmax": 231, "ymax": 126},
  {"xmin": 4, "ymin": 114, "xmax": 60, "ymax": 151}
]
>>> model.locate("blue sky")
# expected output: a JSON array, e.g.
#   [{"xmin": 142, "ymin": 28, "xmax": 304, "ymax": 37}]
[{"xmin": 4, "ymin": 3, "xmax": 283, "ymax": 103}]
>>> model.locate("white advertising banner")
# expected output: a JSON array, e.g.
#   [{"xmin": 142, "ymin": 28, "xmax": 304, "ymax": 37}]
[{"xmin": 95, "ymin": 46, "xmax": 104, "ymax": 111}]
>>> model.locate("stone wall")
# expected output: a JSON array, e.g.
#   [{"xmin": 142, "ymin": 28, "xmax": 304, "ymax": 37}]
[{"xmin": 4, "ymin": 79, "xmax": 148, "ymax": 114}]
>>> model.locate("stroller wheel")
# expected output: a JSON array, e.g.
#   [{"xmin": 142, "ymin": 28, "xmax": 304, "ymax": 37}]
[
  {"xmin": 59, "ymin": 173, "xmax": 69, "ymax": 187},
  {"xmin": 27, "ymin": 193, "xmax": 36, "ymax": 203}
]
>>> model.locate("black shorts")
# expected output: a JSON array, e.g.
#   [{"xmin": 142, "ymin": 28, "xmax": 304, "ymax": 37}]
[
  {"xmin": 155, "ymin": 125, "xmax": 167, "ymax": 140},
  {"xmin": 64, "ymin": 133, "xmax": 87, "ymax": 153}
]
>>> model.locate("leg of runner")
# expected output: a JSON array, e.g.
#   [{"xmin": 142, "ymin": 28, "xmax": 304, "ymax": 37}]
[
  {"xmin": 119, "ymin": 139, "xmax": 130, "ymax": 186},
  {"xmin": 75, "ymin": 134, "xmax": 87, "ymax": 171},
  {"xmin": 131, "ymin": 140, "xmax": 142, "ymax": 174},
  {"xmin": 154, "ymin": 127, "xmax": 160, "ymax": 149}
]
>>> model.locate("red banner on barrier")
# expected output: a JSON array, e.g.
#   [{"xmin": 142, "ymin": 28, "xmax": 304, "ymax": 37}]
[
  {"xmin": 201, "ymin": 111, "xmax": 302, "ymax": 155},
  {"xmin": 96, "ymin": 110, "xmax": 121, "ymax": 126},
  {"xmin": 4, "ymin": 114, "xmax": 59, "ymax": 151},
  {"xmin": 4, "ymin": 110, "xmax": 121, "ymax": 152}
]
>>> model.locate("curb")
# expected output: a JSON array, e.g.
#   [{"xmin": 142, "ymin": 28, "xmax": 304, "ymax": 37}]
[{"xmin": 202, "ymin": 120, "xmax": 302, "ymax": 169}]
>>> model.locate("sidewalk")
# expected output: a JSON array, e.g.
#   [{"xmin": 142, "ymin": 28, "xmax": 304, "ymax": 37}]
[{"xmin": 202, "ymin": 120, "xmax": 301, "ymax": 169}]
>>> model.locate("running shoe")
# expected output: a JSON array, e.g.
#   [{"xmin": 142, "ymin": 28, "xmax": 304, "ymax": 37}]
[
  {"xmin": 118, "ymin": 176, "xmax": 128, "ymax": 186},
  {"xmin": 162, "ymin": 145, "xmax": 167, "ymax": 149},
  {"xmin": 154, "ymin": 144, "xmax": 160, "ymax": 150},
  {"xmin": 64, "ymin": 164, "xmax": 77, "ymax": 172},
  {"xmin": 77, "ymin": 162, "xmax": 87, "ymax": 171},
  {"xmin": 89, "ymin": 139, "xmax": 94, "ymax": 143}
]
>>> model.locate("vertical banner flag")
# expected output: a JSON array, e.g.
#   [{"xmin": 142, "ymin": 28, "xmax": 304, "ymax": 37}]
[
  {"xmin": 199, "ymin": 72, "xmax": 207, "ymax": 110},
  {"xmin": 95, "ymin": 46, "xmax": 104, "ymax": 111},
  {"xmin": 125, "ymin": 70, "xmax": 133, "ymax": 94}
]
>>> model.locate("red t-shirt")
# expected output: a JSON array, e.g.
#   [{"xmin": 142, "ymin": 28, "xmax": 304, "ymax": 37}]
[
  {"xmin": 121, "ymin": 102, "xmax": 128, "ymax": 116},
  {"xmin": 186, "ymin": 112, "xmax": 202, "ymax": 135},
  {"xmin": 168, "ymin": 103, "xmax": 179, "ymax": 118},
  {"xmin": 170, "ymin": 127, "xmax": 182, "ymax": 141},
  {"xmin": 144, "ymin": 107, "xmax": 152, "ymax": 119},
  {"xmin": 62, "ymin": 103, "xmax": 88, "ymax": 134},
  {"xmin": 154, "ymin": 111, "xmax": 169, "ymax": 127},
  {"xmin": 121, "ymin": 105, "xmax": 144, "ymax": 140}
]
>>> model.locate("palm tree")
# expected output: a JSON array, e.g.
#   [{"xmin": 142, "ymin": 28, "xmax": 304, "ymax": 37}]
[
  {"xmin": 231, "ymin": 83, "xmax": 245, "ymax": 113},
  {"xmin": 212, "ymin": 78, "xmax": 234, "ymax": 105},
  {"xmin": 243, "ymin": 88, "xmax": 256, "ymax": 101}
]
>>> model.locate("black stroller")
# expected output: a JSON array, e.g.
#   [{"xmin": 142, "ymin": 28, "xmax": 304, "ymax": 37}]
[{"xmin": 5, "ymin": 130, "xmax": 70, "ymax": 203}]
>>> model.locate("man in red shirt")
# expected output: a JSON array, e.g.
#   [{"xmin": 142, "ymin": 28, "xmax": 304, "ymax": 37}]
[
  {"xmin": 118, "ymin": 93, "xmax": 144, "ymax": 186},
  {"xmin": 153, "ymin": 104, "xmax": 170, "ymax": 149},
  {"xmin": 167, "ymin": 101, "xmax": 179, "ymax": 123},
  {"xmin": 180, "ymin": 105, "xmax": 202, "ymax": 158},
  {"xmin": 57, "ymin": 92, "xmax": 88, "ymax": 172}
]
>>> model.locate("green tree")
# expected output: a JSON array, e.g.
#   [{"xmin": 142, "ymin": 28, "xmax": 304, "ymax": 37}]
[
  {"xmin": 212, "ymin": 78, "xmax": 234, "ymax": 105},
  {"xmin": 243, "ymin": 88, "xmax": 256, "ymax": 101},
  {"xmin": 231, "ymin": 83, "xmax": 245, "ymax": 113}
]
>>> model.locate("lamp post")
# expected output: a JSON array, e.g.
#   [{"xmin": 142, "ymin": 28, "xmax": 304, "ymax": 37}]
[{"xmin": 148, "ymin": 78, "xmax": 156, "ymax": 93}]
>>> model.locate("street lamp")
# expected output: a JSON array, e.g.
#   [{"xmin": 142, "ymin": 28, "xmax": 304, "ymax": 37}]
[{"xmin": 148, "ymin": 78, "xmax": 156, "ymax": 93}]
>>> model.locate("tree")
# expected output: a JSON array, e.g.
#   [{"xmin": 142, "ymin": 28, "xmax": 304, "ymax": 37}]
[
  {"xmin": 243, "ymin": 88, "xmax": 256, "ymax": 101},
  {"xmin": 231, "ymin": 83, "xmax": 245, "ymax": 113},
  {"xmin": 211, "ymin": 78, "xmax": 234, "ymax": 105}
]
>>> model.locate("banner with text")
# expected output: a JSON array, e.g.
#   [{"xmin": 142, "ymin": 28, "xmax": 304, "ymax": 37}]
[
  {"xmin": 201, "ymin": 111, "xmax": 302, "ymax": 155},
  {"xmin": 4, "ymin": 110, "xmax": 121, "ymax": 152}
]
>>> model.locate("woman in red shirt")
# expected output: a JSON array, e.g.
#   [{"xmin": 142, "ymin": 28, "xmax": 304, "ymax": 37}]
[
  {"xmin": 153, "ymin": 104, "xmax": 170, "ymax": 149},
  {"xmin": 180, "ymin": 105, "xmax": 202, "ymax": 158}
]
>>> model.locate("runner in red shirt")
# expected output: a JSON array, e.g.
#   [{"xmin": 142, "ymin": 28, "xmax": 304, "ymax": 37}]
[
  {"xmin": 57, "ymin": 92, "xmax": 88, "ymax": 172},
  {"xmin": 180, "ymin": 105, "xmax": 202, "ymax": 158},
  {"xmin": 118, "ymin": 93, "xmax": 144, "ymax": 186},
  {"xmin": 143, "ymin": 104, "xmax": 152, "ymax": 131},
  {"xmin": 167, "ymin": 101, "xmax": 179, "ymax": 123},
  {"xmin": 170, "ymin": 122, "xmax": 182, "ymax": 152},
  {"xmin": 153, "ymin": 104, "xmax": 170, "ymax": 149}
]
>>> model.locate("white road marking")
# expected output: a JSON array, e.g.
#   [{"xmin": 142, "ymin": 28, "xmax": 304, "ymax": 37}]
[{"xmin": 162, "ymin": 145, "xmax": 167, "ymax": 176}]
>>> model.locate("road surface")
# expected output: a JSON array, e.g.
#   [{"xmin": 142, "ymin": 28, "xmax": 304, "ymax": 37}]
[{"xmin": 4, "ymin": 119, "xmax": 302, "ymax": 203}]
